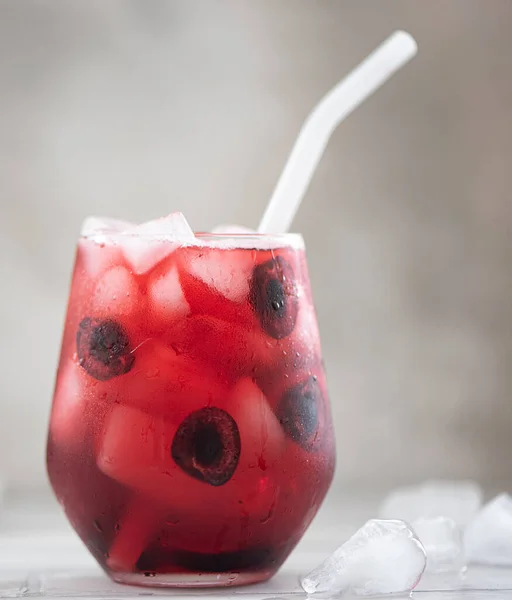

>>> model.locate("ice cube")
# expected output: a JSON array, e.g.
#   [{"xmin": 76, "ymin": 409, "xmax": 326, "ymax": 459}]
[
  {"xmin": 92, "ymin": 265, "xmax": 142, "ymax": 318},
  {"xmin": 184, "ymin": 247, "xmax": 254, "ymax": 303},
  {"xmin": 412, "ymin": 517, "xmax": 463, "ymax": 573},
  {"xmin": 380, "ymin": 480, "xmax": 483, "ymax": 526},
  {"xmin": 80, "ymin": 216, "xmax": 134, "ymax": 240},
  {"xmin": 229, "ymin": 378, "xmax": 286, "ymax": 472},
  {"xmin": 165, "ymin": 315, "xmax": 272, "ymax": 383},
  {"xmin": 50, "ymin": 361, "xmax": 88, "ymax": 449},
  {"xmin": 79, "ymin": 218, "xmax": 130, "ymax": 278},
  {"xmin": 107, "ymin": 497, "xmax": 162, "ymax": 573},
  {"xmin": 149, "ymin": 263, "xmax": 191, "ymax": 322},
  {"xmin": 464, "ymin": 493, "xmax": 512, "ymax": 566},
  {"xmin": 98, "ymin": 380, "xmax": 285, "ymax": 556},
  {"xmin": 98, "ymin": 379, "xmax": 285, "ymax": 507},
  {"xmin": 120, "ymin": 212, "xmax": 196, "ymax": 274},
  {"xmin": 78, "ymin": 237, "xmax": 124, "ymax": 280},
  {"xmin": 301, "ymin": 519, "xmax": 426, "ymax": 596},
  {"xmin": 98, "ymin": 404, "xmax": 198, "ymax": 505},
  {"xmin": 113, "ymin": 340, "xmax": 225, "ymax": 415},
  {"xmin": 50, "ymin": 360, "xmax": 112, "ymax": 449}
]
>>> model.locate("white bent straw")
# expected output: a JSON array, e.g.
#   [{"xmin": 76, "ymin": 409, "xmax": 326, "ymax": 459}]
[{"xmin": 258, "ymin": 30, "xmax": 417, "ymax": 234}]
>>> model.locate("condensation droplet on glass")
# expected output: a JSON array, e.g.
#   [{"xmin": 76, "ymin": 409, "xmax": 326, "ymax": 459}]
[
  {"xmin": 260, "ymin": 501, "xmax": 276, "ymax": 524},
  {"xmin": 93, "ymin": 519, "xmax": 103, "ymax": 532}
]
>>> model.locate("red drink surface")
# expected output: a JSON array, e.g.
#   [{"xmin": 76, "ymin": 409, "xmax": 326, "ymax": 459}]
[{"xmin": 47, "ymin": 233, "xmax": 335, "ymax": 587}]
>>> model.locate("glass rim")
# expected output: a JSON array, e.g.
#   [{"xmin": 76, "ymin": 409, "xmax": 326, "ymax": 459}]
[
  {"xmin": 194, "ymin": 231, "xmax": 303, "ymax": 241},
  {"xmin": 81, "ymin": 230, "xmax": 305, "ymax": 249}
]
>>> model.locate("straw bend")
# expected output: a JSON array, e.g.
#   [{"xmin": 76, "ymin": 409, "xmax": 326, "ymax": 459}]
[{"xmin": 258, "ymin": 30, "xmax": 418, "ymax": 234}]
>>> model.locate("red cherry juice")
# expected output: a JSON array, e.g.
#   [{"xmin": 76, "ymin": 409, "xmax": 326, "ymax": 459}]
[{"xmin": 47, "ymin": 231, "xmax": 335, "ymax": 587}]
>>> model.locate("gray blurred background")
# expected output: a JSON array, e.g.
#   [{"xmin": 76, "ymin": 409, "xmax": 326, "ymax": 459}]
[{"xmin": 1, "ymin": 0, "xmax": 512, "ymax": 492}]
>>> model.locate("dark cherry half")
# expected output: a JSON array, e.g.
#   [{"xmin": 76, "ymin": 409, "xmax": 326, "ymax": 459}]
[
  {"xmin": 277, "ymin": 376, "xmax": 324, "ymax": 451},
  {"xmin": 171, "ymin": 407, "xmax": 241, "ymax": 486},
  {"xmin": 249, "ymin": 256, "xmax": 298, "ymax": 339},
  {"xmin": 77, "ymin": 317, "xmax": 135, "ymax": 381}
]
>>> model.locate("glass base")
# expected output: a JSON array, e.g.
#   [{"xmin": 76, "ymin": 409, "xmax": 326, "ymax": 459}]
[{"xmin": 111, "ymin": 569, "xmax": 274, "ymax": 588}]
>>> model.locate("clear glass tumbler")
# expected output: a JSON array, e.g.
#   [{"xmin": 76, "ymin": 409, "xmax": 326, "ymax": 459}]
[{"xmin": 47, "ymin": 230, "xmax": 336, "ymax": 587}]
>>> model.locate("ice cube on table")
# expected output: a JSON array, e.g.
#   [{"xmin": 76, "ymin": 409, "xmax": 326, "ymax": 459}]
[
  {"xmin": 120, "ymin": 212, "xmax": 197, "ymax": 274},
  {"xmin": 412, "ymin": 517, "xmax": 463, "ymax": 573},
  {"xmin": 301, "ymin": 519, "xmax": 426, "ymax": 597},
  {"xmin": 464, "ymin": 493, "xmax": 512, "ymax": 566},
  {"xmin": 380, "ymin": 480, "xmax": 483, "ymax": 526}
]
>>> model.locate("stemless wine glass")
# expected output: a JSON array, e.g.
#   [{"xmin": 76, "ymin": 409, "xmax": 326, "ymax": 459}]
[{"xmin": 47, "ymin": 228, "xmax": 336, "ymax": 587}]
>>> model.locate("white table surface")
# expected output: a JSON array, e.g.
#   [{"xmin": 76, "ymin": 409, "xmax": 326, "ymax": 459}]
[{"xmin": 1, "ymin": 488, "xmax": 511, "ymax": 600}]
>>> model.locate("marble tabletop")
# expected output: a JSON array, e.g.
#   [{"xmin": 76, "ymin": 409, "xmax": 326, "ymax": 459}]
[{"xmin": 1, "ymin": 488, "xmax": 511, "ymax": 600}]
